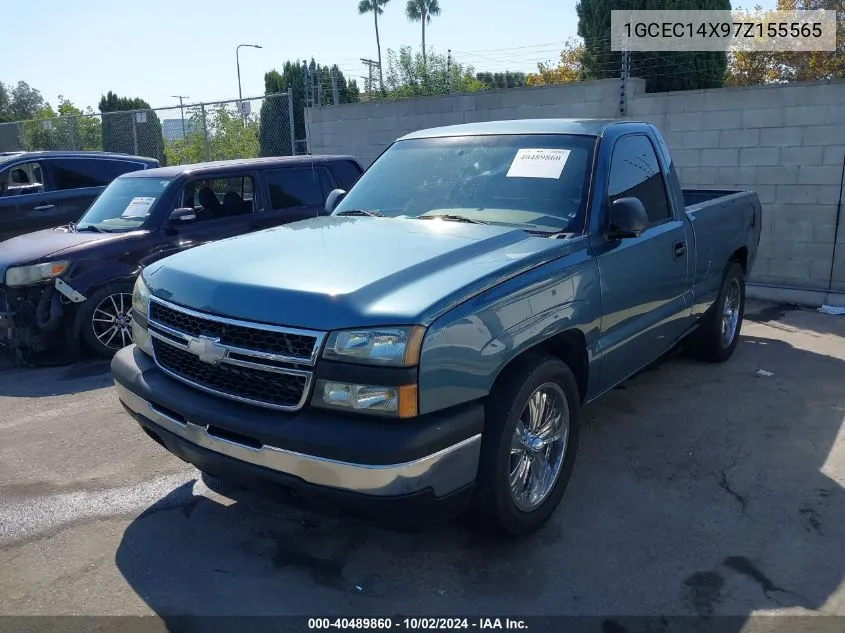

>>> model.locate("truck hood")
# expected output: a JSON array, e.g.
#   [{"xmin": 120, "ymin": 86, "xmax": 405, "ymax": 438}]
[
  {"xmin": 144, "ymin": 216, "xmax": 580, "ymax": 331},
  {"xmin": 0, "ymin": 227, "xmax": 136, "ymax": 283}
]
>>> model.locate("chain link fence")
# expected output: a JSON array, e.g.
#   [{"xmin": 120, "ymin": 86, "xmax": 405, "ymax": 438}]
[{"xmin": 0, "ymin": 91, "xmax": 297, "ymax": 165}]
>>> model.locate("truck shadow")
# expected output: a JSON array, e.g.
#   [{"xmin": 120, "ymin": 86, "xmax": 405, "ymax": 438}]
[
  {"xmin": 0, "ymin": 355, "xmax": 112, "ymax": 397},
  {"xmin": 114, "ymin": 331, "xmax": 844, "ymax": 628}
]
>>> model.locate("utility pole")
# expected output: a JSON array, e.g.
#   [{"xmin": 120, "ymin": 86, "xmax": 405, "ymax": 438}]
[
  {"xmin": 331, "ymin": 67, "xmax": 340, "ymax": 106},
  {"xmin": 447, "ymin": 49, "xmax": 452, "ymax": 93},
  {"xmin": 361, "ymin": 58, "xmax": 380, "ymax": 97},
  {"xmin": 303, "ymin": 60, "xmax": 312, "ymax": 107},
  {"xmin": 236, "ymin": 43, "xmax": 262, "ymax": 125},
  {"xmin": 171, "ymin": 95, "xmax": 189, "ymax": 139}
]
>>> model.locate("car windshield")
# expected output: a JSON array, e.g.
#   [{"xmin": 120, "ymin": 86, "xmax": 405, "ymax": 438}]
[
  {"xmin": 332, "ymin": 133, "xmax": 597, "ymax": 234},
  {"xmin": 76, "ymin": 176, "xmax": 173, "ymax": 232}
]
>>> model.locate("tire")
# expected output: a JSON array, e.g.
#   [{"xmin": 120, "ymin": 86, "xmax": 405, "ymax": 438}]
[
  {"xmin": 686, "ymin": 262, "xmax": 746, "ymax": 363},
  {"xmin": 473, "ymin": 353, "xmax": 581, "ymax": 537},
  {"xmin": 78, "ymin": 282, "xmax": 137, "ymax": 358}
]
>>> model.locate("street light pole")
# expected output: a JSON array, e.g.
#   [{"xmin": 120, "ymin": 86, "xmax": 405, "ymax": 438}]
[
  {"xmin": 236, "ymin": 44, "xmax": 262, "ymax": 124},
  {"xmin": 171, "ymin": 95, "xmax": 189, "ymax": 138}
]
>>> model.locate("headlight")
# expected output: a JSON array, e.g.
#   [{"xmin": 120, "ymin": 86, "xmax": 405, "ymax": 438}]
[
  {"xmin": 131, "ymin": 275, "xmax": 154, "ymax": 356},
  {"xmin": 313, "ymin": 380, "xmax": 418, "ymax": 418},
  {"xmin": 132, "ymin": 275, "xmax": 150, "ymax": 316},
  {"xmin": 322, "ymin": 326, "xmax": 425, "ymax": 366},
  {"xmin": 5, "ymin": 261, "xmax": 69, "ymax": 287}
]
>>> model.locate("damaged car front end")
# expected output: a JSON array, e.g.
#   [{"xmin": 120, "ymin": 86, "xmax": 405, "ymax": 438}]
[{"xmin": 0, "ymin": 261, "xmax": 89, "ymax": 365}]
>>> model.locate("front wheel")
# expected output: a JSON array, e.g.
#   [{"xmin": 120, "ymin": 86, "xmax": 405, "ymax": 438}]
[
  {"xmin": 473, "ymin": 354, "xmax": 581, "ymax": 537},
  {"xmin": 78, "ymin": 282, "xmax": 136, "ymax": 358}
]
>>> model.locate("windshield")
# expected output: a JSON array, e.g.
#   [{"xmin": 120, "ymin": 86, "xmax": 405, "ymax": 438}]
[
  {"xmin": 76, "ymin": 176, "xmax": 173, "ymax": 232},
  {"xmin": 333, "ymin": 133, "xmax": 597, "ymax": 234}
]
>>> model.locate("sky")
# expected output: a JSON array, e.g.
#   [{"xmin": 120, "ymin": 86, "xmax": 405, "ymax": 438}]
[{"xmin": 2, "ymin": 0, "xmax": 780, "ymax": 114}]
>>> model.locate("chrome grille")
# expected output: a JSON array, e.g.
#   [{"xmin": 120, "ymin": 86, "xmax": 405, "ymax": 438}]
[
  {"xmin": 146, "ymin": 297, "xmax": 325, "ymax": 411},
  {"xmin": 149, "ymin": 300, "xmax": 318, "ymax": 363}
]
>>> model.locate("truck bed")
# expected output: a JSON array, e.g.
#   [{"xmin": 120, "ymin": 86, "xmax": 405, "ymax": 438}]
[
  {"xmin": 680, "ymin": 188, "xmax": 763, "ymax": 315},
  {"xmin": 682, "ymin": 188, "xmax": 747, "ymax": 208}
]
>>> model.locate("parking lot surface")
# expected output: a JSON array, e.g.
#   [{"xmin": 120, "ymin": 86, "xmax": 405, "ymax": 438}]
[{"xmin": 1, "ymin": 301, "xmax": 843, "ymax": 623}]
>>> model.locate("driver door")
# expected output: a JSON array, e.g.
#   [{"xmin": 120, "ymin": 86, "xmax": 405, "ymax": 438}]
[{"xmin": 152, "ymin": 172, "xmax": 261, "ymax": 262}]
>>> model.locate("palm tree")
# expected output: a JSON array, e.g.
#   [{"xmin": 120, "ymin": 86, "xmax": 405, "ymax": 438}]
[
  {"xmin": 358, "ymin": 0, "xmax": 391, "ymax": 94},
  {"xmin": 405, "ymin": 0, "xmax": 441, "ymax": 68}
]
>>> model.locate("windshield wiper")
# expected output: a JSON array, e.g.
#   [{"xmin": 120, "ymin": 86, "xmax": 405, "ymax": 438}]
[
  {"xmin": 335, "ymin": 209, "xmax": 383, "ymax": 217},
  {"xmin": 75, "ymin": 224, "xmax": 106, "ymax": 233},
  {"xmin": 417, "ymin": 214, "xmax": 487, "ymax": 224}
]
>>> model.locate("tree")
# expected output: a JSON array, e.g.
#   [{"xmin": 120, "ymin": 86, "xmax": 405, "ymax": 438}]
[
  {"xmin": 405, "ymin": 0, "xmax": 441, "ymax": 69},
  {"xmin": 16, "ymin": 97, "xmax": 103, "ymax": 151},
  {"xmin": 380, "ymin": 46, "xmax": 484, "ymax": 98},
  {"xmin": 98, "ymin": 91, "xmax": 166, "ymax": 164},
  {"xmin": 475, "ymin": 71, "xmax": 528, "ymax": 90},
  {"xmin": 575, "ymin": 0, "xmax": 731, "ymax": 93},
  {"xmin": 526, "ymin": 38, "xmax": 587, "ymax": 86},
  {"xmin": 20, "ymin": 103, "xmax": 59, "ymax": 151},
  {"xmin": 165, "ymin": 104, "xmax": 259, "ymax": 165},
  {"xmin": 0, "ymin": 82, "xmax": 11, "ymax": 123},
  {"xmin": 261, "ymin": 59, "xmax": 360, "ymax": 156},
  {"xmin": 56, "ymin": 97, "xmax": 102, "ymax": 151},
  {"xmin": 726, "ymin": 1, "xmax": 845, "ymax": 86},
  {"xmin": 358, "ymin": 0, "xmax": 391, "ymax": 93},
  {"xmin": 8, "ymin": 81, "xmax": 45, "ymax": 121}
]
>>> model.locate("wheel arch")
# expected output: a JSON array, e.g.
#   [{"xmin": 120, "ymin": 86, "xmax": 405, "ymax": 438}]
[{"xmin": 489, "ymin": 328, "xmax": 590, "ymax": 405}]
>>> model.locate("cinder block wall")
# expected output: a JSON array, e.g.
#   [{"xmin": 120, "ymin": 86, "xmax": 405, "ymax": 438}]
[
  {"xmin": 632, "ymin": 81, "xmax": 845, "ymax": 296},
  {"xmin": 305, "ymin": 79, "xmax": 845, "ymax": 302},
  {"xmin": 305, "ymin": 79, "xmax": 630, "ymax": 166}
]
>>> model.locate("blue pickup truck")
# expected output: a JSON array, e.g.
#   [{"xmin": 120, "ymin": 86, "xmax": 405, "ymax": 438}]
[{"xmin": 112, "ymin": 119, "xmax": 762, "ymax": 536}]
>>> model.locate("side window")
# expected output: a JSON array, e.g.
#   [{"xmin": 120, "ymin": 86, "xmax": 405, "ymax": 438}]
[
  {"xmin": 0, "ymin": 161, "xmax": 45, "ymax": 197},
  {"xmin": 318, "ymin": 168, "xmax": 337, "ymax": 199},
  {"xmin": 265, "ymin": 167, "xmax": 325, "ymax": 210},
  {"xmin": 329, "ymin": 160, "xmax": 364, "ymax": 190},
  {"xmin": 182, "ymin": 174, "xmax": 255, "ymax": 222},
  {"xmin": 607, "ymin": 135, "xmax": 672, "ymax": 225}
]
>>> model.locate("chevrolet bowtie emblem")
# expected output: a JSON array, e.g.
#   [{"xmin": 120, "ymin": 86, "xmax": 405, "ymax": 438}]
[{"xmin": 187, "ymin": 335, "xmax": 227, "ymax": 365}]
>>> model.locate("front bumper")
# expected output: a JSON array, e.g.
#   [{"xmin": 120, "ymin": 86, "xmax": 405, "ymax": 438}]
[
  {"xmin": 112, "ymin": 345, "xmax": 484, "ymax": 522},
  {"xmin": 0, "ymin": 279, "xmax": 86, "ymax": 362}
]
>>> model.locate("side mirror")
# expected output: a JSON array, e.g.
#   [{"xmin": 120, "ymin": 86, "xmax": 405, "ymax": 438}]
[
  {"xmin": 324, "ymin": 189, "xmax": 347, "ymax": 215},
  {"xmin": 169, "ymin": 207, "xmax": 197, "ymax": 223},
  {"xmin": 607, "ymin": 197, "xmax": 648, "ymax": 240}
]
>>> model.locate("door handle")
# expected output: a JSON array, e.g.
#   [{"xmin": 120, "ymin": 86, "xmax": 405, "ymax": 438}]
[
  {"xmin": 33, "ymin": 204, "xmax": 55, "ymax": 211},
  {"xmin": 673, "ymin": 241, "xmax": 686, "ymax": 258}
]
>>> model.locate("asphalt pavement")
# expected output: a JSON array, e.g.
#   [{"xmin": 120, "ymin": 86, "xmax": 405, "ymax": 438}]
[{"xmin": 0, "ymin": 301, "xmax": 843, "ymax": 628}]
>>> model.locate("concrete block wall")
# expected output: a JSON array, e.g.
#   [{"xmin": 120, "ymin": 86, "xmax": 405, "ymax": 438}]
[
  {"xmin": 305, "ymin": 78, "xmax": 845, "ymax": 303},
  {"xmin": 305, "ymin": 79, "xmax": 637, "ymax": 167},
  {"xmin": 631, "ymin": 81, "xmax": 845, "ymax": 296}
]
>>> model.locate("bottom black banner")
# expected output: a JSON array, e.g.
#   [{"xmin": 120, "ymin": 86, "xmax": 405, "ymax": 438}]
[{"xmin": 0, "ymin": 616, "xmax": 842, "ymax": 633}]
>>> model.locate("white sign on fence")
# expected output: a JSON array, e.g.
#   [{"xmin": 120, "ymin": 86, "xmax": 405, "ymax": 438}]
[
  {"xmin": 135, "ymin": 112, "xmax": 147, "ymax": 124},
  {"xmin": 236, "ymin": 100, "xmax": 251, "ymax": 116}
]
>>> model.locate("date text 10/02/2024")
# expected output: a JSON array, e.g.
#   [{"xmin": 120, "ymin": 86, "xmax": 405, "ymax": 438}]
[{"xmin": 307, "ymin": 618, "xmax": 529, "ymax": 630}]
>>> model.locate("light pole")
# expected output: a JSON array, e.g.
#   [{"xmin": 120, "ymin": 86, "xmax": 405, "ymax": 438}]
[
  {"xmin": 236, "ymin": 44, "xmax": 262, "ymax": 123},
  {"xmin": 171, "ymin": 95, "xmax": 189, "ymax": 139}
]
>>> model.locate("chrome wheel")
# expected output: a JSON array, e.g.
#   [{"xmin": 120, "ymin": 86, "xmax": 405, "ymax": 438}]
[
  {"xmin": 721, "ymin": 278, "xmax": 741, "ymax": 347},
  {"xmin": 91, "ymin": 293, "xmax": 134, "ymax": 351},
  {"xmin": 509, "ymin": 382, "xmax": 570, "ymax": 512}
]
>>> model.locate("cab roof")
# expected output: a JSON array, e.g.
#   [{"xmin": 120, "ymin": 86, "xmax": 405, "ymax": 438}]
[
  {"xmin": 0, "ymin": 150, "xmax": 158, "ymax": 166},
  {"xmin": 128, "ymin": 155, "xmax": 360, "ymax": 179},
  {"xmin": 398, "ymin": 118, "xmax": 634, "ymax": 141}
]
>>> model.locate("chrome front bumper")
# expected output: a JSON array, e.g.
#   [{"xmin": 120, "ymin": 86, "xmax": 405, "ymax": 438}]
[{"xmin": 115, "ymin": 381, "xmax": 482, "ymax": 498}]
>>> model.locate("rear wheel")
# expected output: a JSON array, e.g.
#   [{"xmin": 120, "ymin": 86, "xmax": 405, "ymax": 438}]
[
  {"xmin": 686, "ymin": 262, "xmax": 746, "ymax": 363},
  {"xmin": 78, "ymin": 282, "xmax": 136, "ymax": 358},
  {"xmin": 473, "ymin": 354, "xmax": 581, "ymax": 537}
]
